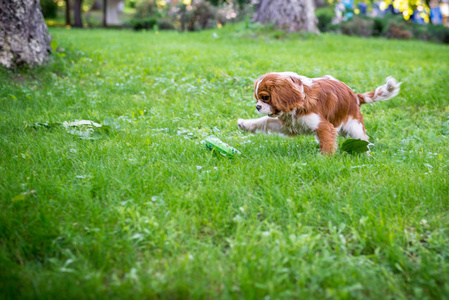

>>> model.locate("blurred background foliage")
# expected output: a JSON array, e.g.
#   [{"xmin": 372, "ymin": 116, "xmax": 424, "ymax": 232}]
[{"xmin": 41, "ymin": 0, "xmax": 449, "ymax": 43}]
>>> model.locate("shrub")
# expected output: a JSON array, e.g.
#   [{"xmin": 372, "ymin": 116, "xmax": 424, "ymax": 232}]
[
  {"xmin": 337, "ymin": 13, "xmax": 449, "ymax": 44},
  {"xmin": 372, "ymin": 17, "xmax": 386, "ymax": 36},
  {"xmin": 411, "ymin": 23, "xmax": 432, "ymax": 41},
  {"xmin": 316, "ymin": 6, "xmax": 334, "ymax": 32},
  {"xmin": 157, "ymin": 19, "xmax": 176, "ymax": 30},
  {"xmin": 129, "ymin": 0, "xmax": 162, "ymax": 30},
  {"xmin": 372, "ymin": 15, "xmax": 403, "ymax": 35},
  {"xmin": 41, "ymin": 0, "xmax": 58, "ymax": 19},
  {"xmin": 379, "ymin": 16, "xmax": 411, "ymax": 39},
  {"xmin": 179, "ymin": 1, "xmax": 216, "ymax": 31},
  {"xmin": 216, "ymin": 2, "xmax": 245, "ymax": 24},
  {"xmin": 195, "ymin": 1, "xmax": 214, "ymax": 29},
  {"xmin": 430, "ymin": 25, "xmax": 449, "ymax": 43},
  {"xmin": 412, "ymin": 24, "xmax": 449, "ymax": 43},
  {"xmin": 129, "ymin": 17, "xmax": 158, "ymax": 30},
  {"xmin": 386, "ymin": 23, "xmax": 411, "ymax": 39},
  {"xmin": 179, "ymin": 5, "xmax": 197, "ymax": 31},
  {"xmin": 340, "ymin": 17, "xmax": 374, "ymax": 37},
  {"xmin": 134, "ymin": 0, "xmax": 158, "ymax": 19},
  {"xmin": 129, "ymin": 0, "xmax": 242, "ymax": 32}
]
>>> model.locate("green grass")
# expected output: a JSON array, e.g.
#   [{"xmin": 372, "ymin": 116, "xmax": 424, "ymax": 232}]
[{"xmin": 1, "ymin": 25, "xmax": 449, "ymax": 299}]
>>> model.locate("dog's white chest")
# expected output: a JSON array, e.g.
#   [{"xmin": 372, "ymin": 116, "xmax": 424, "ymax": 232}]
[{"xmin": 280, "ymin": 113, "xmax": 321, "ymax": 135}]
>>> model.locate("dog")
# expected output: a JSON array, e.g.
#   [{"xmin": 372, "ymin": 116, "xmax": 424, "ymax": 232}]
[{"xmin": 237, "ymin": 72, "xmax": 401, "ymax": 154}]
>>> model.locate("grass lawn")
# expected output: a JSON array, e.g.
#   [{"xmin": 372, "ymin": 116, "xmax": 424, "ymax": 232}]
[{"xmin": 1, "ymin": 25, "xmax": 449, "ymax": 299}]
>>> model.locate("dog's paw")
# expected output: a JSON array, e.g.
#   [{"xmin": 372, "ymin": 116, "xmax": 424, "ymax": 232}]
[
  {"xmin": 238, "ymin": 118, "xmax": 253, "ymax": 132},
  {"xmin": 237, "ymin": 118, "xmax": 246, "ymax": 130}
]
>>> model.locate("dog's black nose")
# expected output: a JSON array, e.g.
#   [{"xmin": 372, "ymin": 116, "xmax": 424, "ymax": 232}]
[{"xmin": 256, "ymin": 105, "xmax": 261, "ymax": 111}]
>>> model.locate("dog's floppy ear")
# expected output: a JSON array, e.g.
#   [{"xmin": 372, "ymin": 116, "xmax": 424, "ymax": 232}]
[{"xmin": 271, "ymin": 76, "xmax": 305, "ymax": 113}]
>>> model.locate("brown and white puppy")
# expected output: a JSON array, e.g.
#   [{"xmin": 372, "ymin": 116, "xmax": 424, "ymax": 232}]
[{"xmin": 238, "ymin": 72, "xmax": 401, "ymax": 154}]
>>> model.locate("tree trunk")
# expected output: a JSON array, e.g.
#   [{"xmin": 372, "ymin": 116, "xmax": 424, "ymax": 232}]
[
  {"xmin": 103, "ymin": 0, "xmax": 107, "ymax": 27},
  {"xmin": 314, "ymin": 0, "xmax": 327, "ymax": 9},
  {"xmin": 252, "ymin": 0, "xmax": 319, "ymax": 33},
  {"xmin": 66, "ymin": 0, "xmax": 71, "ymax": 25},
  {"xmin": 73, "ymin": 0, "xmax": 83, "ymax": 28},
  {"xmin": 91, "ymin": 0, "xmax": 103, "ymax": 11},
  {"xmin": 0, "ymin": 0, "xmax": 52, "ymax": 68}
]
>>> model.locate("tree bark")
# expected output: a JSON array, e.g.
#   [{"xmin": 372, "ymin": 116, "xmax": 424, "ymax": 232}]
[
  {"xmin": 103, "ymin": 0, "xmax": 107, "ymax": 27},
  {"xmin": 0, "ymin": 0, "xmax": 52, "ymax": 68},
  {"xmin": 314, "ymin": 0, "xmax": 327, "ymax": 9},
  {"xmin": 91, "ymin": 0, "xmax": 103, "ymax": 10},
  {"xmin": 66, "ymin": 0, "xmax": 71, "ymax": 25},
  {"xmin": 73, "ymin": 0, "xmax": 83, "ymax": 27},
  {"xmin": 252, "ymin": 0, "xmax": 319, "ymax": 33}
]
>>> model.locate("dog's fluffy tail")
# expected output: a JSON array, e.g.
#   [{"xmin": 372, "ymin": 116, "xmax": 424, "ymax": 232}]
[{"xmin": 357, "ymin": 77, "xmax": 401, "ymax": 105}]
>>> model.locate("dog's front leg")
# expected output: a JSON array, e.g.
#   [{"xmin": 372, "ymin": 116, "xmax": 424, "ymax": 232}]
[
  {"xmin": 315, "ymin": 121, "xmax": 337, "ymax": 155},
  {"xmin": 238, "ymin": 116, "xmax": 284, "ymax": 134}
]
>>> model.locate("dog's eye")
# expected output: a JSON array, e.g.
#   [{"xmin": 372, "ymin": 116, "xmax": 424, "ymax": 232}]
[{"xmin": 261, "ymin": 95, "xmax": 270, "ymax": 101}]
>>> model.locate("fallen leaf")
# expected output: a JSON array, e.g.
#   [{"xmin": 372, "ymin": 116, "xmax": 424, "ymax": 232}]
[{"xmin": 341, "ymin": 139, "xmax": 370, "ymax": 154}]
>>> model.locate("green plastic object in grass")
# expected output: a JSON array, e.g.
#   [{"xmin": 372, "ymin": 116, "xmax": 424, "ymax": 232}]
[
  {"xmin": 341, "ymin": 138, "xmax": 370, "ymax": 154},
  {"xmin": 205, "ymin": 136, "xmax": 241, "ymax": 157}
]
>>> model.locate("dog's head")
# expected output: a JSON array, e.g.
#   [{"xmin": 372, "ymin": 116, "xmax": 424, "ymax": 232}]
[{"xmin": 254, "ymin": 73, "xmax": 306, "ymax": 117}]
